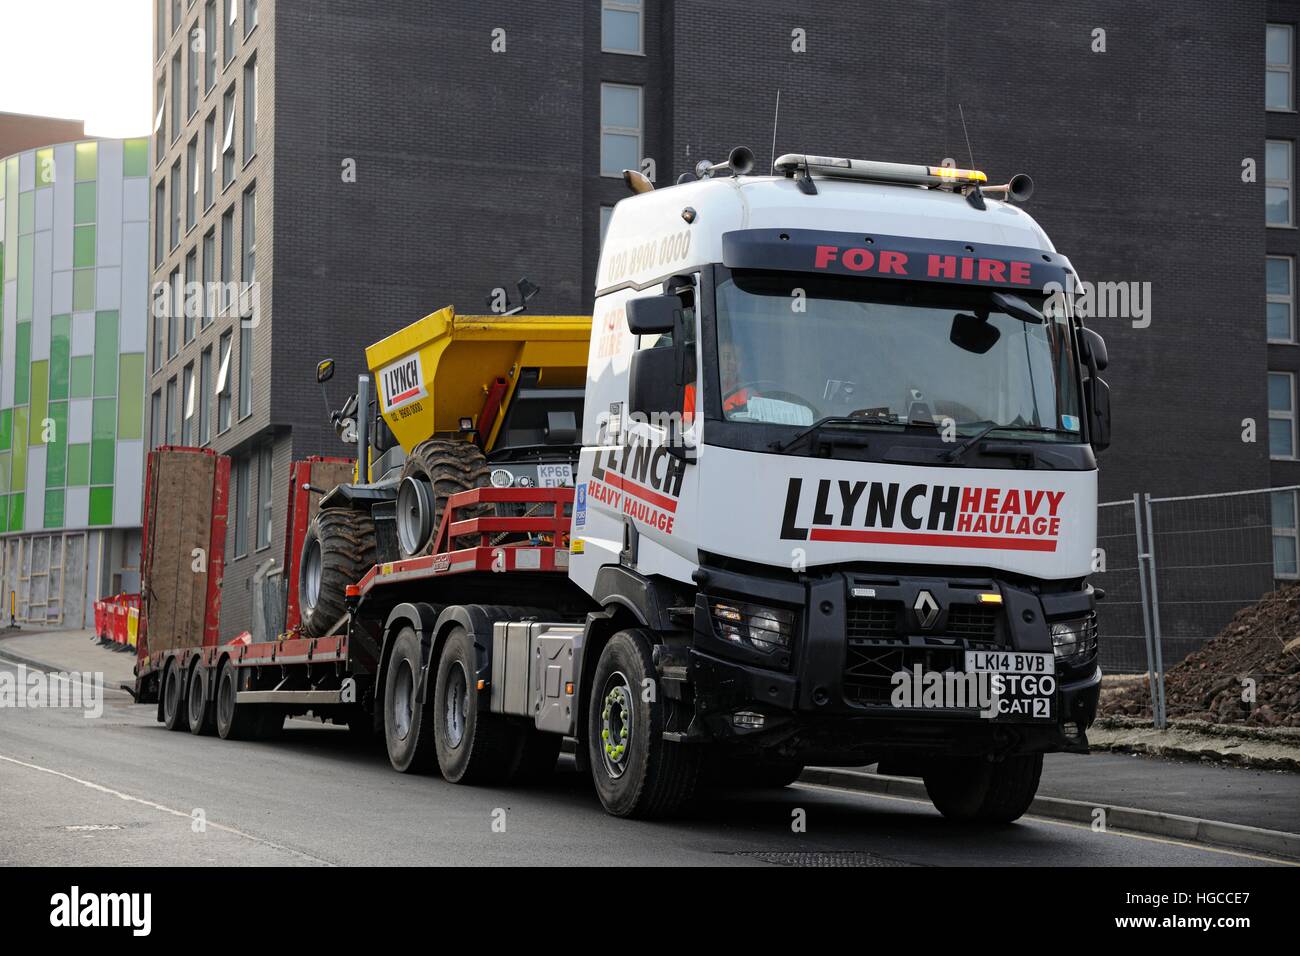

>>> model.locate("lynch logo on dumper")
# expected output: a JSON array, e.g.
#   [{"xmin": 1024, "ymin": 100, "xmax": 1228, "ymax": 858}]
[
  {"xmin": 588, "ymin": 436, "xmax": 686, "ymax": 534},
  {"xmin": 780, "ymin": 478, "xmax": 1065, "ymax": 553},
  {"xmin": 380, "ymin": 352, "xmax": 426, "ymax": 411}
]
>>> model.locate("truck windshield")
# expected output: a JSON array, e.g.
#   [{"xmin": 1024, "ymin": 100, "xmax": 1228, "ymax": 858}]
[{"xmin": 713, "ymin": 271, "xmax": 1082, "ymax": 441}]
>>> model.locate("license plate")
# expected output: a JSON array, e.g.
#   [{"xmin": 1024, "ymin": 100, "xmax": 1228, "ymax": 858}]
[
  {"xmin": 537, "ymin": 463, "xmax": 574, "ymax": 488},
  {"xmin": 965, "ymin": 650, "xmax": 1056, "ymax": 720}
]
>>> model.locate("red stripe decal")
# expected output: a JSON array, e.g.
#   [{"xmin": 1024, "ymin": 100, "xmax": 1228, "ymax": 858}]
[
  {"xmin": 809, "ymin": 528, "xmax": 1057, "ymax": 552},
  {"xmin": 601, "ymin": 472, "xmax": 678, "ymax": 513},
  {"xmin": 390, "ymin": 386, "xmax": 421, "ymax": 404}
]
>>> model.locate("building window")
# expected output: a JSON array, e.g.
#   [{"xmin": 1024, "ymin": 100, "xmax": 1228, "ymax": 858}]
[
  {"xmin": 245, "ymin": 0, "xmax": 258, "ymax": 37},
  {"xmin": 181, "ymin": 362, "xmax": 196, "ymax": 445},
  {"xmin": 186, "ymin": 135, "xmax": 198, "ymax": 230},
  {"xmin": 242, "ymin": 185, "xmax": 256, "ymax": 283},
  {"xmin": 1274, "ymin": 490, "xmax": 1300, "ymax": 578},
  {"xmin": 256, "ymin": 444, "xmax": 272, "ymax": 548},
  {"xmin": 217, "ymin": 329, "xmax": 233, "ymax": 432},
  {"xmin": 204, "ymin": 1, "xmax": 217, "ymax": 91},
  {"xmin": 600, "ymin": 83, "xmax": 642, "ymax": 178},
  {"xmin": 233, "ymin": 454, "xmax": 250, "ymax": 558},
  {"xmin": 1268, "ymin": 256, "xmax": 1295, "ymax": 343},
  {"xmin": 224, "ymin": 0, "xmax": 236, "ymax": 64},
  {"xmin": 600, "ymin": 205, "xmax": 614, "ymax": 248},
  {"xmin": 243, "ymin": 56, "xmax": 257, "ymax": 163},
  {"xmin": 602, "ymin": 0, "xmax": 642, "ymax": 54},
  {"xmin": 170, "ymin": 159, "xmax": 182, "ymax": 248},
  {"xmin": 1270, "ymin": 371, "xmax": 1297, "ymax": 458},
  {"xmin": 167, "ymin": 267, "xmax": 180, "ymax": 358},
  {"xmin": 171, "ymin": 50, "xmax": 182, "ymax": 142},
  {"xmin": 1269, "ymin": 24, "xmax": 1294, "ymax": 112},
  {"xmin": 154, "ymin": 180, "xmax": 166, "ymax": 266},
  {"xmin": 1267, "ymin": 140, "xmax": 1293, "ymax": 227},
  {"xmin": 157, "ymin": 0, "xmax": 167, "ymax": 59},
  {"xmin": 187, "ymin": 19, "xmax": 200, "ymax": 116},
  {"xmin": 154, "ymin": 76, "xmax": 166, "ymax": 163},
  {"xmin": 220, "ymin": 205, "xmax": 234, "ymax": 313},
  {"xmin": 184, "ymin": 247, "xmax": 198, "ymax": 342},
  {"xmin": 204, "ymin": 110, "xmax": 216, "ymax": 209},
  {"xmin": 239, "ymin": 320, "xmax": 253, "ymax": 419},
  {"xmin": 199, "ymin": 346, "xmax": 212, "ymax": 445},
  {"xmin": 171, "ymin": 0, "xmax": 181, "ymax": 34},
  {"xmin": 202, "ymin": 228, "xmax": 216, "ymax": 327},
  {"xmin": 222, "ymin": 84, "xmax": 236, "ymax": 186},
  {"xmin": 150, "ymin": 390, "xmax": 162, "ymax": 450},
  {"xmin": 165, "ymin": 376, "xmax": 179, "ymax": 445},
  {"xmin": 152, "ymin": 310, "xmax": 164, "ymax": 373}
]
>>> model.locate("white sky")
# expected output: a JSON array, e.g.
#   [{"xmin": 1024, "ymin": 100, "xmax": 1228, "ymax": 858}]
[{"xmin": 0, "ymin": 0, "xmax": 152, "ymax": 138}]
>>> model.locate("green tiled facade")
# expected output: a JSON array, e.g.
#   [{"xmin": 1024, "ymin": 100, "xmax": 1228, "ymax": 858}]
[{"xmin": 0, "ymin": 137, "xmax": 150, "ymax": 533}]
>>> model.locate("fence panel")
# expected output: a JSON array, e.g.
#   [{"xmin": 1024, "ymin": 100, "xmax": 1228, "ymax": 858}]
[{"xmin": 1093, "ymin": 498, "xmax": 1150, "ymax": 673}]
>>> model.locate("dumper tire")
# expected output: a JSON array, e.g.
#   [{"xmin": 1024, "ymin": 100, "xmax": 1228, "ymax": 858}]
[
  {"xmin": 161, "ymin": 661, "xmax": 189, "ymax": 733},
  {"xmin": 187, "ymin": 664, "xmax": 216, "ymax": 736},
  {"xmin": 922, "ymin": 753, "xmax": 1043, "ymax": 823},
  {"xmin": 384, "ymin": 626, "xmax": 439, "ymax": 773},
  {"xmin": 396, "ymin": 439, "xmax": 490, "ymax": 558},
  {"xmin": 299, "ymin": 507, "xmax": 377, "ymax": 638},
  {"xmin": 433, "ymin": 625, "xmax": 521, "ymax": 784},
  {"xmin": 216, "ymin": 661, "xmax": 257, "ymax": 740},
  {"xmin": 587, "ymin": 629, "xmax": 700, "ymax": 818}
]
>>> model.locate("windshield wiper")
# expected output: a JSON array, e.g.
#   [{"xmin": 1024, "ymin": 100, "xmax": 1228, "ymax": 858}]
[
  {"xmin": 943, "ymin": 422, "xmax": 1075, "ymax": 462},
  {"xmin": 773, "ymin": 415, "xmax": 936, "ymax": 454}
]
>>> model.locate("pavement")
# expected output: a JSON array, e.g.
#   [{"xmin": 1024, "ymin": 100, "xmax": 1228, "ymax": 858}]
[{"xmin": 1, "ymin": 628, "xmax": 1297, "ymax": 866}]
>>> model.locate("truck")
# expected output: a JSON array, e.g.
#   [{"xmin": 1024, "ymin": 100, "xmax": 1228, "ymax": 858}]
[{"xmin": 132, "ymin": 147, "xmax": 1110, "ymax": 822}]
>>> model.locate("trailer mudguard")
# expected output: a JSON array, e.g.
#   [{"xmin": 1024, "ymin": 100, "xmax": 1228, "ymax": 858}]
[
  {"xmin": 415, "ymin": 604, "xmax": 530, "ymax": 706},
  {"xmin": 380, "ymin": 602, "xmax": 442, "ymax": 702}
]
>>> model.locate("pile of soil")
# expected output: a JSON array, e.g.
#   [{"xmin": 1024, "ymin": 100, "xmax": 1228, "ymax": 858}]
[{"xmin": 1100, "ymin": 584, "xmax": 1300, "ymax": 727}]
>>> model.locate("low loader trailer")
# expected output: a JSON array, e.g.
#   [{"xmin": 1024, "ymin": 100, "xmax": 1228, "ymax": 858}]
[{"xmin": 134, "ymin": 147, "xmax": 1111, "ymax": 821}]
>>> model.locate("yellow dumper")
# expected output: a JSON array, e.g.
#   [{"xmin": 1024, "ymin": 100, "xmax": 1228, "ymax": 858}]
[{"xmin": 300, "ymin": 307, "xmax": 591, "ymax": 636}]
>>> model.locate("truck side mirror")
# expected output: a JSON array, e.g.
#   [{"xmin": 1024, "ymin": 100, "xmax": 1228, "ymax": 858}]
[
  {"xmin": 316, "ymin": 358, "xmax": 335, "ymax": 384},
  {"xmin": 1079, "ymin": 328, "xmax": 1108, "ymax": 371},
  {"xmin": 1087, "ymin": 376, "xmax": 1111, "ymax": 452},
  {"xmin": 627, "ymin": 295, "xmax": 678, "ymax": 335},
  {"xmin": 629, "ymin": 347, "xmax": 681, "ymax": 420}
]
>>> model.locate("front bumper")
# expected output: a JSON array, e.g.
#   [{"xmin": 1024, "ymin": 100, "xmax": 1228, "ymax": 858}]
[{"xmin": 681, "ymin": 565, "xmax": 1101, "ymax": 760}]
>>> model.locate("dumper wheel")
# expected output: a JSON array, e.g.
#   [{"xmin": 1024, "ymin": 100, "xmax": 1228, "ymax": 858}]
[
  {"xmin": 299, "ymin": 507, "xmax": 377, "ymax": 638},
  {"xmin": 161, "ymin": 661, "xmax": 189, "ymax": 732},
  {"xmin": 922, "ymin": 753, "xmax": 1043, "ymax": 823},
  {"xmin": 395, "ymin": 439, "xmax": 490, "ymax": 558}
]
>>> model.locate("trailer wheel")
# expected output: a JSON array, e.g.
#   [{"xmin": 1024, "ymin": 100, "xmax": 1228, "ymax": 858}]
[
  {"xmin": 395, "ymin": 439, "xmax": 490, "ymax": 558},
  {"xmin": 433, "ymin": 625, "xmax": 520, "ymax": 783},
  {"xmin": 215, "ymin": 663, "xmax": 260, "ymax": 740},
  {"xmin": 299, "ymin": 507, "xmax": 377, "ymax": 638},
  {"xmin": 187, "ymin": 664, "xmax": 216, "ymax": 735},
  {"xmin": 586, "ymin": 629, "xmax": 700, "ymax": 818},
  {"xmin": 922, "ymin": 753, "xmax": 1044, "ymax": 823},
  {"xmin": 161, "ymin": 662, "xmax": 189, "ymax": 732},
  {"xmin": 383, "ymin": 627, "xmax": 439, "ymax": 773}
]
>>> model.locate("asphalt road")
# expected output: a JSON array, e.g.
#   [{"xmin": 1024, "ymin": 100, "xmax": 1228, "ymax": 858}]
[{"xmin": 0, "ymin": 659, "xmax": 1289, "ymax": 867}]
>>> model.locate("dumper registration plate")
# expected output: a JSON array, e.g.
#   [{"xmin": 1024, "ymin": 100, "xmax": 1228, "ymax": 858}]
[{"xmin": 537, "ymin": 463, "xmax": 574, "ymax": 488}]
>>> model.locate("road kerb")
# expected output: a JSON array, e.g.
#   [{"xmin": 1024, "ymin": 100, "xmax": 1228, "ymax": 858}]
[{"xmin": 799, "ymin": 766, "xmax": 1300, "ymax": 860}]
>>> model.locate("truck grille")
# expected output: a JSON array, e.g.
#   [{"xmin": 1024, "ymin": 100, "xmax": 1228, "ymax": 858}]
[
  {"xmin": 846, "ymin": 599, "xmax": 902, "ymax": 639},
  {"xmin": 843, "ymin": 645, "xmax": 966, "ymax": 707},
  {"xmin": 945, "ymin": 603, "xmax": 999, "ymax": 641},
  {"xmin": 845, "ymin": 598, "xmax": 1000, "ymax": 642}
]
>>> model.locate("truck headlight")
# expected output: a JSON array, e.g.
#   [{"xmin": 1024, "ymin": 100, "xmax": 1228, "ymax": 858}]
[
  {"xmin": 1051, "ymin": 613, "xmax": 1098, "ymax": 665},
  {"xmin": 711, "ymin": 600, "xmax": 795, "ymax": 654}
]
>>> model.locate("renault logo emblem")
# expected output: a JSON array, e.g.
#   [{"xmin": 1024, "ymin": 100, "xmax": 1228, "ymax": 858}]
[{"xmin": 914, "ymin": 590, "xmax": 940, "ymax": 629}]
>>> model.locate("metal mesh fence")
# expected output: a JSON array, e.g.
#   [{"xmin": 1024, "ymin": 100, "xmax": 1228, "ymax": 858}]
[{"xmin": 1093, "ymin": 498, "xmax": 1149, "ymax": 673}]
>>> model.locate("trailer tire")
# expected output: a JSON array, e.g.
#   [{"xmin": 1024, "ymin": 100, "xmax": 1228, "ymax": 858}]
[
  {"xmin": 299, "ymin": 507, "xmax": 377, "ymax": 638},
  {"xmin": 383, "ymin": 627, "xmax": 439, "ymax": 773},
  {"xmin": 215, "ymin": 663, "xmax": 260, "ymax": 740},
  {"xmin": 587, "ymin": 629, "xmax": 700, "ymax": 818},
  {"xmin": 433, "ymin": 625, "xmax": 519, "ymax": 784},
  {"xmin": 161, "ymin": 661, "xmax": 189, "ymax": 732},
  {"xmin": 922, "ymin": 753, "xmax": 1043, "ymax": 823},
  {"xmin": 396, "ymin": 440, "xmax": 490, "ymax": 558},
  {"xmin": 187, "ymin": 664, "xmax": 216, "ymax": 736}
]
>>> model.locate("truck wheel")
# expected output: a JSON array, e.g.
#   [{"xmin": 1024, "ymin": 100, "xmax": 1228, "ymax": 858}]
[
  {"xmin": 215, "ymin": 663, "xmax": 259, "ymax": 740},
  {"xmin": 922, "ymin": 753, "xmax": 1044, "ymax": 823},
  {"xmin": 395, "ymin": 439, "xmax": 490, "ymax": 558},
  {"xmin": 299, "ymin": 507, "xmax": 377, "ymax": 638},
  {"xmin": 383, "ymin": 627, "xmax": 439, "ymax": 773},
  {"xmin": 187, "ymin": 664, "xmax": 216, "ymax": 736},
  {"xmin": 586, "ymin": 629, "xmax": 700, "ymax": 818},
  {"xmin": 161, "ymin": 662, "xmax": 189, "ymax": 732},
  {"xmin": 433, "ymin": 625, "xmax": 520, "ymax": 783}
]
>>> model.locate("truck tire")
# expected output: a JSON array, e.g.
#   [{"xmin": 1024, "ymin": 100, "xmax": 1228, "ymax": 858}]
[
  {"xmin": 433, "ymin": 625, "xmax": 520, "ymax": 783},
  {"xmin": 586, "ymin": 629, "xmax": 700, "ymax": 818},
  {"xmin": 161, "ymin": 662, "xmax": 189, "ymax": 732},
  {"xmin": 299, "ymin": 507, "xmax": 377, "ymax": 638},
  {"xmin": 187, "ymin": 664, "xmax": 216, "ymax": 736},
  {"xmin": 922, "ymin": 753, "xmax": 1044, "ymax": 823},
  {"xmin": 383, "ymin": 626, "xmax": 439, "ymax": 773},
  {"xmin": 395, "ymin": 439, "xmax": 490, "ymax": 558},
  {"xmin": 215, "ymin": 662, "xmax": 260, "ymax": 740}
]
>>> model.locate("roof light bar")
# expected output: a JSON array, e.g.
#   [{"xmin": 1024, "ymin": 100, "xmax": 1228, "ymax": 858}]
[{"xmin": 774, "ymin": 153, "xmax": 988, "ymax": 189}]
